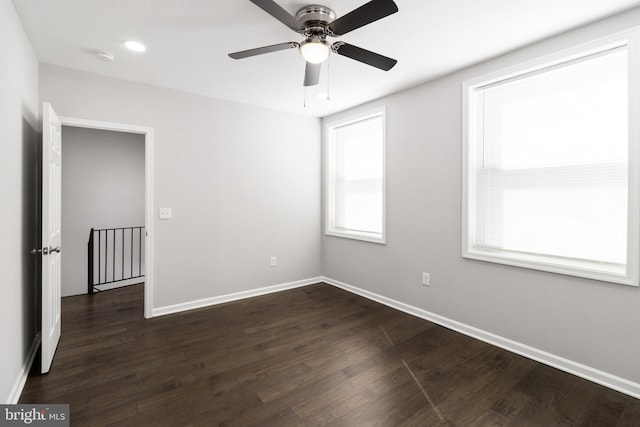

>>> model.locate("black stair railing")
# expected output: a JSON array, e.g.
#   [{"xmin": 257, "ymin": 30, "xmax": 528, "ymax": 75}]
[{"xmin": 88, "ymin": 226, "xmax": 145, "ymax": 294}]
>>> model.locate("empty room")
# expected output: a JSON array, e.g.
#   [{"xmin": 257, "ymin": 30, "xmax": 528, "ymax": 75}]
[{"xmin": 2, "ymin": 0, "xmax": 640, "ymax": 425}]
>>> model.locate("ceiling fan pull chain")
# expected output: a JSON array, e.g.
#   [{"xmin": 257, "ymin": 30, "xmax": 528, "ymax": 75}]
[{"xmin": 327, "ymin": 57, "xmax": 331, "ymax": 101}]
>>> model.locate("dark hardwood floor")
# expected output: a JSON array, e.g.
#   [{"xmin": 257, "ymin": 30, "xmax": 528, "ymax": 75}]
[{"xmin": 20, "ymin": 283, "xmax": 640, "ymax": 426}]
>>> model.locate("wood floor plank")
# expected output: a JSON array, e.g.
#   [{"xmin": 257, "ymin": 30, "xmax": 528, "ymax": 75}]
[{"xmin": 19, "ymin": 283, "xmax": 640, "ymax": 426}]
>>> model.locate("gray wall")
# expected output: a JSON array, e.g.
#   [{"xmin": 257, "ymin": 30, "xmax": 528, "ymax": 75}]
[
  {"xmin": 40, "ymin": 65, "xmax": 322, "ymax": 309},
  {"xmin": 0, "ymin": 1, "xmax": 39, "ymax": 403},
  {"xmin": 322, "ymin": 8, "xmax": 640, "ymax": 384},
  {"xmin": 61, "ymin": 127, "xmax": 145, "ymax": 297}
]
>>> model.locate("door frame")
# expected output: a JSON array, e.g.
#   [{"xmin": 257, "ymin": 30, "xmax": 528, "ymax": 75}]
[{"xmin": 60, "ymin": 116, "xmax": 154, "ymax": 319}]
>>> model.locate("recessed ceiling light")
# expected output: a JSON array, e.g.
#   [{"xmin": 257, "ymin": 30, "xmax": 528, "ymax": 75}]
[{"xmin": 124, "ymin": 40, "xmax": 146, "ymax": 52}]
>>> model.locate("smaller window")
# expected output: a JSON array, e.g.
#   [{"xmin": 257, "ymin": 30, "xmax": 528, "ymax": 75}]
[{"xmin": 325, "ymin": 107, "xmax": 386, "ymax": 243}]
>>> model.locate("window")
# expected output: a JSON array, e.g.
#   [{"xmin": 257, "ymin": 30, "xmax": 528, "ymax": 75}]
[
  {"xmin": 325, "ymin": 107, "xmax": 386, "ymax": 243},
  {"xmin": 463, "ymin": 32, "xmax": 640, "ymax": 286}
]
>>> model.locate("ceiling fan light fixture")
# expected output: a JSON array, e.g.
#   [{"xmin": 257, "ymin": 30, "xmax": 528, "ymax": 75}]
[{"xmin": 299, "ymin": 39, "xmax": 330, "ymax": 64}]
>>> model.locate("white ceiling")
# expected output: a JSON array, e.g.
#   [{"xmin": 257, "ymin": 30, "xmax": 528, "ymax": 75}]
[{"xmin": 13, "ymin": 0, "xmax": 640, "ymax": 117}]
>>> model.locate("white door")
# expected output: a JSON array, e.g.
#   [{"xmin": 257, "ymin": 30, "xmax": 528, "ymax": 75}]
[{"xmin": 41, "ymin": 102, "xmax": 62, "ymax": 373}]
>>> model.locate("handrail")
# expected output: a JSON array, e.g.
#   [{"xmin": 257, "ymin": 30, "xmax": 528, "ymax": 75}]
[{"xmin": 88, "ymin": 226, "xmax": 145, "ymax": 294}]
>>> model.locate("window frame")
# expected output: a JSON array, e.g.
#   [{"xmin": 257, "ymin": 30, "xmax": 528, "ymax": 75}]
[
  {"xmin": 462, "ymin": 29, "xmax": 640, "ymax": 286},
  {"xmin": 325, "ymin": 106, "xmax": 387, "ymax": 244}
]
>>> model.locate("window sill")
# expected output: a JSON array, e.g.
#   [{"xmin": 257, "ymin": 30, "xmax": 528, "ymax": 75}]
[
  {"xmin": 462, "ymin": 247, "xmax": 637, "ymax": 287},
  {"xmin": 326, "ymin": 228, "xmax": 386, "ymax": 244}
]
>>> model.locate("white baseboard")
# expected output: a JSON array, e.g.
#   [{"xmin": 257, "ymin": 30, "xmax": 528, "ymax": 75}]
[
  {"xmin": 94, "ymin": 278, "xmax": 144, "ymax": 292},
  {"xmin": 321, "ymin": 276, "xmax": 640, "ymax": 400},
  {"xmin": 8, "ymin": 333, "xmax": 40, "ymax": 404},
  {"xmin": 152, "ymin": 277, "xmax": 323, "ymax": 317}
]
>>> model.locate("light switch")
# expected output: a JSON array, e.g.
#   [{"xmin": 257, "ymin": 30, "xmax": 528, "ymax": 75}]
[{"xmin": 159, "ymin": 208, "xmax": 172, "ymax": 220}]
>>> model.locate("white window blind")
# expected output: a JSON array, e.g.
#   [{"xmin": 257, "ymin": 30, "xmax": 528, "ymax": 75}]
[
  {"xmin": 326, "ymin": 109, "xmax": 386, "ymax": 243},
  {"xmin": 463, "ymin": 35, "xmax": 639, "ymax": 286}
]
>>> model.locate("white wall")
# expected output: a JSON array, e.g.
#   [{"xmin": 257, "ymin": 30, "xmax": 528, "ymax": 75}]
[
  {"xmin": 322, "ymin": 8, "xmax": 640, "ymax": 385},
  {"xmin": 61, "ymin": 127, "xmax": 145, "ymax": 296},
  {"xmin": 0, "ymin": 1, "xmax": 40, "ymax": 403},
  {"xmin": 40, "ymin": 65, "xmax": 322, "ymax": 310}
]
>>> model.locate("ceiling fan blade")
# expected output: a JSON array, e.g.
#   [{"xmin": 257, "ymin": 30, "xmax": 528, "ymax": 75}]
[
  {"xmin": 328, "ymin": 0, "xmax": 398, "ymax": 36},
  {"xmin": 228, "ymin": 42, "xmax": 298, "ymax": 59},
  {"xmin": 332, "ymin": 42, "xmax": 397, "ymax": 71},
  {"xmin": 304, "ymin": 62, "xmax": 321, "ymax": 86},
  {"xmin": 249, "ymin": 0, "xmax": 305, "ymax": 32}
]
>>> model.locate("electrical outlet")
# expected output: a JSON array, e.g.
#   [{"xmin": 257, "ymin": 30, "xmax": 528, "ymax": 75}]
[
  {"xmin": 159, "ymin": 208, "xmax": 172, "ymax": 220},
  {"xmin": 270, "ymin": 256, "xmax": 277, "ymax": 267},
  {"xmin": 422, "ymin": 272, "xmax": 431, "ymax": 287}
]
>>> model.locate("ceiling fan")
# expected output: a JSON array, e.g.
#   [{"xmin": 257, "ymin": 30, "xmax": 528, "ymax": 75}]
[{"xmin": 228, "ymin": 0, "xmax": 399, "ymax": 87}]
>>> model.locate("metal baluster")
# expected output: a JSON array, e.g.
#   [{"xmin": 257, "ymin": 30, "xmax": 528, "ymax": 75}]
[
  {"xmin": 139, "ymin": 227, "xmax": 142, "ymax": 277},
  {"xmin": 88, "ymin": 229, "xmax": 94, "ymax": 294},
  {"xmin": 121, "ymin": 228, "xmax": 125, "ymax": 281}
]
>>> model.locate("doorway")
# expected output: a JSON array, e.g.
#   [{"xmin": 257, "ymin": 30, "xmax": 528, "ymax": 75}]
[{"xmin": 59, "ymin": 117, "xmax": 154, "ymax": 319}]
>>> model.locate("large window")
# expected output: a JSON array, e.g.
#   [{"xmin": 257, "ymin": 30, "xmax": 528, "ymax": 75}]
[
  {"xmin": 325, "ymin": 107, "xmax": 386, "ymax": 243},
  {"xmin": 463, "ymin": 32, "xmax": 640, "ymax": 286}
]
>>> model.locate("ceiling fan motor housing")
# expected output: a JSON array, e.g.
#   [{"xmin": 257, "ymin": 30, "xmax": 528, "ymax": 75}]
[{"xmin": 296, "ymin": 5, "xmax": 336, "ymax": 35}]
